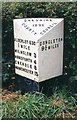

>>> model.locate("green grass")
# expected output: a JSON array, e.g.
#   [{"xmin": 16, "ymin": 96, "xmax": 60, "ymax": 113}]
[{"xmin": 2, "ymin": 89, "xmax": 77, "ymax": 119}]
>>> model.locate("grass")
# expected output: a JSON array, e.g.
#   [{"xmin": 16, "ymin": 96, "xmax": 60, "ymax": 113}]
[
  {"xmin": 48, "ymin": 91, "xmax": 75, "ymax": 118},
  {"xmin": 2, "ymin": 89, "xmax": 77, "ymax": 119},
  {"xmin": 0, "ymin": 89, "xmax": 2, "ymax": 120}
]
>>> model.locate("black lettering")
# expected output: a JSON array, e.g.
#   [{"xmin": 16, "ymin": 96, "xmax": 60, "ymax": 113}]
[
  {"xmin": 18, "ymin": 43, "xmax": 19, "ymax": 47},
  {"xmin": 45, "ymin": 45, "xmax": 47, "ymax": 51},
  {"xmin": 40, "ymin": 32, "xmax": 43, "ymax": 35},
  {"xmin": 21, "ymin": 45, "xmax": 23, "ymax": 48},
  {"xmin": 42, "ymin": 24, "xmax": 44, "ymax": 26},
  {"xmin": 15, "ymin": 66, "xmax": 33, "ymax": 74},
  {"xmin": 61, "ymin": 38, "xmax": 63, "ymax": 41},
  {"xmin": 34, "ymin": 71, "xmax": 38, "ymax": 76},
  {"xmin": 35, "ymin": 24, "xmax": 37, "ymax": 27},
  {"xmin": 40, "ymin": 19, "xmax": 42, "ymax": 21},
  {"xmin": 32, "ymin": 19, "xmax": 34, "ymax": 21},
  {"xmin": 45, "ymin": 28, "xmax": 48, "ymax": 31},
  {"xmin": 22, "ymin": 23, "xmax": 25, "ymax": 26},
  {"xmin": 39, "ymin": 24, "xmax": 41, "ymax": 27},
  {"xmin": 34, "ymin": 53, "xmax": 36, "ymax": 58},
  {"xmin": 53, "ymin": 39, "xmax": 55, "ymax": 43},
  {"xmin": 56, "ymin": 38, "xmax": 58, "ymax": 43},
  {"xmin": 34, "ymin": 60, "xmax": 37, "ymax": 64},
  {"xmin": 47, "ymin": 26, "xmax": 51, "ymax": 29},
  {"xmin": 24, "ymin": 25, "xmax": 27, "ymax": 28},
  {"xmin": 51, "ymin": 40, "xmax": 53, "ymax": 44},
  {"xmin": 48, "ymin": 46, "xmax": 50, "ymax": 50},
  {"xmin": 48, "ymin": 40, "xmax": 50, "ymax": 44},
  {"xmin": 28, "ymin": 46, "xmax": 30, "ymax": 50},
  {"xmin": 41, "ymin": 46, "xmax": 44, "ymax": 51},
  {"xmin": 45, "ymin": 41, "xmax": 47, "ymax": 45},
  {"xmin": 15, "ymin": 56, "xmax": 32, "ymax": 63},
  {"xmin": 30, "ymin": 65, "xmax": 32, "ymax": 69},
  {"xmin": 43, "ymin": 30, "xmax": 46, "ymax": 33},
  {"xmin": 26, "ymin": 27, "xmax": 29, "ymax": 29},
  {"xmin": 29, "ymin": 41, "xmax": 35, "ymax": 45},
  {"xmin": 34, "ymin": 65, "xmax": 37, "ymax": 70},
  {"xmin": 20, "ymin": 61, "xmax": 24, "ymax": 66},
  {"xmin": 46, "ymin": 19, "xmax": 48, "ymax": 21},
  {"xmin": 29, "ymin": 29, "xmax": 32, "ymax": 31},
  {"xmin": 58, "ymin": 38, "xmax": 60, "ymax": 42},
  {"xmin": 28, "ymin": 19, "xmax": 30, "ymax": 21},
  {"xmin": 34, "ymin": 32, "xmax": 37, "ymax": 35},
  {"xmin": 40, "ymin": 42, "xmax": 42, "ymax": 46}
]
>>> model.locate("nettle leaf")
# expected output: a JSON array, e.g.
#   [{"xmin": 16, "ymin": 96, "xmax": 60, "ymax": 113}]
[
  {"xmin": 70, "ymin": 76, "xmax": 75, "ymax": 81},
  {"xmin": 75, "ymin": 76, "xmax": 77, "ymax": 80},
  {"xmin": 70, "ymin": 76, "xmax": 77, "ymax": 81}
]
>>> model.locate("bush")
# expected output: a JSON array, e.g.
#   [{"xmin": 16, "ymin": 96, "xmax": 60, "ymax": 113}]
[{"xmin": 2, "ymin": 2, "xmax": 77, "ymax": 92}]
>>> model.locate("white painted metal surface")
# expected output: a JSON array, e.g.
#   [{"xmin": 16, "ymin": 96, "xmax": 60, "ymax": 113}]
[{"xmin": 13, "ymin": 18, "xmax": 64, "ymax": 82}]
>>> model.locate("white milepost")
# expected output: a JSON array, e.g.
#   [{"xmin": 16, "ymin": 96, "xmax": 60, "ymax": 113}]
[{"xmin": 13, "ymin": 18, "xmax": 64, "ymax": 82}]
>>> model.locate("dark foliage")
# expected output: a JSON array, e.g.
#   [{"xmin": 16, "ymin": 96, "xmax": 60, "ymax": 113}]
[{"xmin": 2, "ymin": 2, "xmax": 77, "ymax": 94}]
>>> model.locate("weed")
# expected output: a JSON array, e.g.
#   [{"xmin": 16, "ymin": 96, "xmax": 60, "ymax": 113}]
[{"xmin": 2, "ymin": 90, "xmax": 77, "ymax": 119}]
